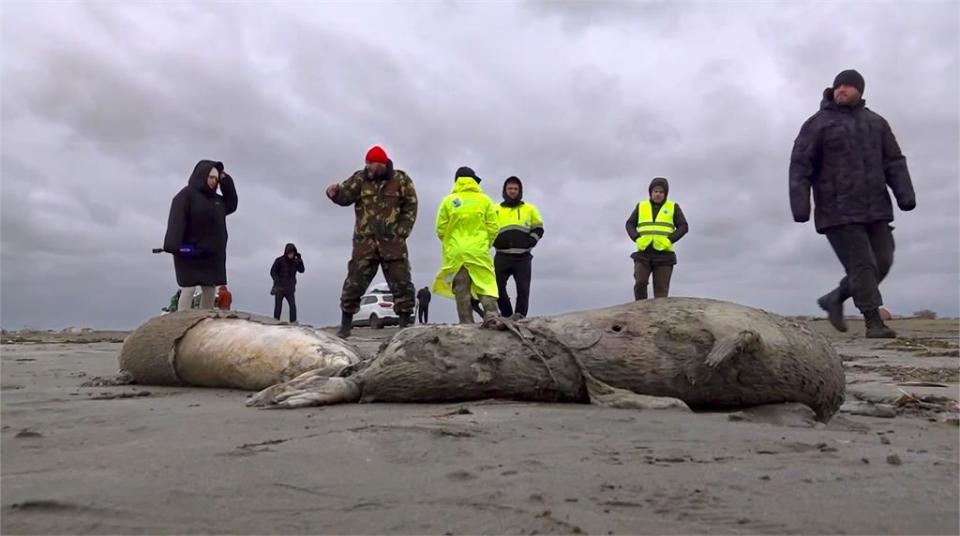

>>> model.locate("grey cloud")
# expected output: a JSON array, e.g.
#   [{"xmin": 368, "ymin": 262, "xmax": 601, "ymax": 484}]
[{"xmin": 1, "ymin": 1, "xmax": 957, "ymax": 330}]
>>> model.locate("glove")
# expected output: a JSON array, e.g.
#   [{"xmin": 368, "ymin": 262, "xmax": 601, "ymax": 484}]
[
  {"xmin": 898, "ymin": 199, "xmax": 916, "ymax": 211},
  {"xmin": 176, "ymin": 245, "xmax": 199, "ymax": 257}
]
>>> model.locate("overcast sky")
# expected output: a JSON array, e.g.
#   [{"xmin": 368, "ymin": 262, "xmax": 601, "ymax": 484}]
[{"xmin": 2, "ymin": 0, "xmax": 958, "ymax": 330}]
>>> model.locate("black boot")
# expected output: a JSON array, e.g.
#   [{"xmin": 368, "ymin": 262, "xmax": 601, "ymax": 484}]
[
  {"xmin": 336, "ymin": 312, "xmax": 353, "ymax": 339},
  {"xmin": 863, "ymin": 309, "xmax": 896, "ymax": 339},
  {"xmin": 398, "ymin": 313, "xmax": 413, "ymax": 328},
  {"xmin": 817, "ymin": 291, "xmax": 847, "ymax": 333}
]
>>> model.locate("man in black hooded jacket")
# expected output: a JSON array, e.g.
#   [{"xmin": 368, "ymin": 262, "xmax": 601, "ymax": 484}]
[
  {"xmin": 270, "ymin": 243, "xmax": 305, "ymax": 323},
  {"xmin": 625, "ymin": 177, "xmax": 688, "ymax": 300},
  {"xmin": 790, "ymin": 69, "xmax": 916, "ymax": 339},
  {"xmin": 493, "ymin": 176, "xmax": 544, "ymax": 319}
]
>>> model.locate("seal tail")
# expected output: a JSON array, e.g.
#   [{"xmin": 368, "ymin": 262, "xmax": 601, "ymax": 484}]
[
  {"xmin": 704, "ymin": 330, "xmax": 762, "ymax": 368},
  {"xmin": 247, "ymin": 369, "xmax": 361, "ymax": 409}
]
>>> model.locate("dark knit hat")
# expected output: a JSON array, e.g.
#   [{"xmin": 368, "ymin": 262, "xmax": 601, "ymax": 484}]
[
  {"xmin": 833, "ymin": 69, "xmax": 865, "ymax": 94},
  {"xmin": 455, "ymin": 166, "xmax": 481, "ymax": 183}
]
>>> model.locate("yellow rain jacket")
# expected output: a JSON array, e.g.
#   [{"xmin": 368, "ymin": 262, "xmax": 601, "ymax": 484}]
[{"xmin": 432, "ymin": 177, "xmax": 500, "ymax": 299}]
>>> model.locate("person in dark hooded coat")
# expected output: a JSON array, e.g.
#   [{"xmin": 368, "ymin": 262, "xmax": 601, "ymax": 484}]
[
  {"xmin": 625, "ymin": 177, "xmax": 688, "ymax": 300},
  {"xmin": 163, "ymin": 160, "xmax": 238, "ymax": 311},
  {"xmin": 790, "ymin": 69, "xmax": 916, "ymax": 339},
  {"xmin": 270, "ymin": 243, "xmax": 305, "ymax": 323}
]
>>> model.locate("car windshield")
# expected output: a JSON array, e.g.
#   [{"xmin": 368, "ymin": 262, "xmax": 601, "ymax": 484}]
[{"xmin": 381, "ymin": 294, "xmax": 394, "ymax": 302}]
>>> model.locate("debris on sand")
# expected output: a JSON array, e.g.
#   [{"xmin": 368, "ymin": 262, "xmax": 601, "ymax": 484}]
[
  {"xmin": 88, "ymin": 391, "xmax": 151, "ymax": 400},
  {"xmin": 839, "ymin": 401, "xmax": 897, "ymax": 418},
  {"xmin": 80, "ymin": 370, "xmax": 135, "ymax": 387}
]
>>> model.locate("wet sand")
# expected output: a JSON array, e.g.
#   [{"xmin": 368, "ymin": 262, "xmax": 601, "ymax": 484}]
[{"xmin": 2, "ymin": 319, "xmax": 958, "ymax": 534}]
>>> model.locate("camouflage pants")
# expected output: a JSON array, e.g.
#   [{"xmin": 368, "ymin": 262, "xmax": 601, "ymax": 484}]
[{"xmin": 340, "ymin": 254, "xmax": 415, "ymax": 316}]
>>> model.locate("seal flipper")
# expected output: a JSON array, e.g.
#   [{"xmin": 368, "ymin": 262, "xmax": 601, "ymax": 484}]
[
  {"xmin": 705, "ymin": 330, "xmax": 762, "ymax": 368},
  {"xmin": 247, "ymin": 369, "xmax": 361, "ymax": 408},
  {"xmin": 585, "ymin": 372, "xmax": 690, "ymax": 411}
]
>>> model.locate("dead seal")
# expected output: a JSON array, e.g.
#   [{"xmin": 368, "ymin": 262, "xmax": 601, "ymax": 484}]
[
  {"xmin": 249, "ymin": 298, "xmax": 845, "ymax": 421},
  {"xmin": 118, "ymin": 309, "xmax": 360, "ymax": 390}
]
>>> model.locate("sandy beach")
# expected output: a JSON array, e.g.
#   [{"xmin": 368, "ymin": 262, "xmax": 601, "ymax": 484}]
[{"xmin": 2, "ymin": 318, "xmax": 958, "ymax": 534}]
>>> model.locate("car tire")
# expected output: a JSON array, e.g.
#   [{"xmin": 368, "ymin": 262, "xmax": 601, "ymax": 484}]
[{"xmin": 370, "ymin": 314, "xmax": 382, "ymax": 329}]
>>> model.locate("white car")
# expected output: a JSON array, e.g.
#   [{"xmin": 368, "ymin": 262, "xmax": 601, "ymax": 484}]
[{"xmin": 355, "ymin": 292, "xmax": 399, "ymax": 329}]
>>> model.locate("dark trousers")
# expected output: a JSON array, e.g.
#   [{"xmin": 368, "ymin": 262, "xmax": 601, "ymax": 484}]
[
  {"xmin": 633, "ymin": 261, "xmax": 673, "ymax": 300},
  {"xmin": 495, "ymin": 253, "xmax": 532, "ymax": 317},
  {"xmin": 824, "ymin": 221, "xmax": 895, "ymax": 313},
  {"xmin": 417, "ymin": 304, "xmax": 429, "ymax": 324},
  {"xmin": 340, "ymin": 253, "xmax": 415, "ymax": 315},
  {"xmin": 274, "ymin": 290, "xmax": 297, "ymax": 323}
]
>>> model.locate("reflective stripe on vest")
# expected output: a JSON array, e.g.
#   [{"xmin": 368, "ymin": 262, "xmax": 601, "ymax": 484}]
[
  {"xmin": 496, "ymin": 204, "xmax": 541, "ymax": 253},
  {"xmin": 636, "ymin": 200, "xmax": 675, "ymax": 252}
]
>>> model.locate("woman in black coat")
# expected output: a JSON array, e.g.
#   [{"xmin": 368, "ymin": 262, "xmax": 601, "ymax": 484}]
[{"xmin": 163, "ymin": 160, "xmax": 238, "ymax": 311}]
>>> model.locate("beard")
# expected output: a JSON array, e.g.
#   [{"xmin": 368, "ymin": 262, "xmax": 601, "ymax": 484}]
[{"xmin": 366, "ymin": 167, "xmax": 389, "ymax": 181}]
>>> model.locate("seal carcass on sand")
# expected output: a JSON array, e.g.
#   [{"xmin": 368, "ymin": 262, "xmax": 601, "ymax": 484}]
[
  {"xmin": 119, "ymin": 310, "xmax": 360, "ymax": 390},
  {"xmin": 247, "ymin": 298, "xmax": 846, "ymax": 421}
]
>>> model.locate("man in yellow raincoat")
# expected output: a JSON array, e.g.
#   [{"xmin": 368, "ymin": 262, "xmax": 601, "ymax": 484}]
[{"xmin": 433, "ymin": 166, "xmax": 500, "ymax": 324}]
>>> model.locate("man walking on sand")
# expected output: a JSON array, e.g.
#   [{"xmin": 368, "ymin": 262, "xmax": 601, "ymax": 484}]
[{"xmin": 790, "ymin": 69, "xmax": 916, "ymax": 339}]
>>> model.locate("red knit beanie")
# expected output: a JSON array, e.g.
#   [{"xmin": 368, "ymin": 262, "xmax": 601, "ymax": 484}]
[{"xmin": 365, "ymin": 145, "xmax": 389, "ymax": 164}]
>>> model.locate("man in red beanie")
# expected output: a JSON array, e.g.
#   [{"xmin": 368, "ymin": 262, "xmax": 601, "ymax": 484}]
[{"xmin": 326, "ymin": 145, "xmax": 418, "ymax": 338}]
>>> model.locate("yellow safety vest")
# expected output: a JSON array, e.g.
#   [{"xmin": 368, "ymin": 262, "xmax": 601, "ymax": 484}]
[{"xmin": 636, "ymin": 200, "xmax": 675, "ymax": 252}]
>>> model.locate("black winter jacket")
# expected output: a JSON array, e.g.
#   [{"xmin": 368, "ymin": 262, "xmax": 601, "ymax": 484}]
[
  {"xmin": 789, "ymin": 88, "xmax": 916, "ymax": 233},
  {"xmin": 164, "ymin": 160, "xmax": 238, "ymax": 287},
  {"xmin": 271, "ymin": 243, "xmax": 305, "ymax": 292}
]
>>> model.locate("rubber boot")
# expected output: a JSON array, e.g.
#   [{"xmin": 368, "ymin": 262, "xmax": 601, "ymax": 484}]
[
  {"xmin": 863, "ymin": 309, "xmax": 896, "ymax": 339},
  {"xmin": 817, "ymin": 290, "xmax": 847, "ymax": 333},
  {"xmin": 455, "ymin": 294, "xmax": 475, "ymax": 324},
  {"xmin": 336, "ymin": 312, "xmax": 353, "ymax": 339},
  {"xmin": 479, "ymin": 296, "xmax": 500, "ymax": 321},
  {"xmin": 398, "ymin": 313, "xmax": 413, "ymax": 328}
]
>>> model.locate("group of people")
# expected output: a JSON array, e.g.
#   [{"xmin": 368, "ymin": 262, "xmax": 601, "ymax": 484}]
[
  {"xmin": 322, "ymin": 152, "xmax": 549, "ymax": 337},
  {"xmin": 162, "ymin": 69, "xmax": 915, "ymax": 340}
]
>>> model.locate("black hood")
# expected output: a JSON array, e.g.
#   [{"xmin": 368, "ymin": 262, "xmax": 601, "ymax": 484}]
[
  {"xmin": 501, "ymin": 176, "xmax": 524, "ymax": 207},
  {"xmin": 820, "ymin": 87, "xmax": 865, "ymax": 111},
  {"xmin": 648, "ymin": 177, "xmax": 669, "ymax": 200},
  {"xmin": 284, "ymin": 243, "xmax": 298, "ymax": 255},
  {"xmin": 188, "ymin": 160, "xmax": 224, "ymax": 197}
]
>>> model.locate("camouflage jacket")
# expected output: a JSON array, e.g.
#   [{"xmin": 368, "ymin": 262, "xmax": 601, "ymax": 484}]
[{"xmin": 331, "ymin": 168, "xmax": 418, "ymax": 260}]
